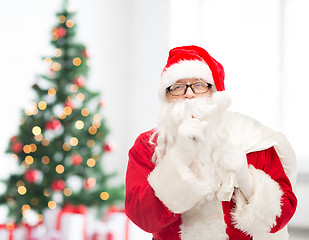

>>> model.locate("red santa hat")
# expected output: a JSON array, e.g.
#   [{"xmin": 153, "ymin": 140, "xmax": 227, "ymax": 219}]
[{"xmin": 159, "ymin": 45, "xmax": 225, "ymax": 101}]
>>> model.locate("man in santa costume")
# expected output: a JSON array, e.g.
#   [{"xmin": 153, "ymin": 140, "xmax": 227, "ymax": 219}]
[{"xmin": 125, "ymin": 45, "xmax": 297, "ymax": 240}]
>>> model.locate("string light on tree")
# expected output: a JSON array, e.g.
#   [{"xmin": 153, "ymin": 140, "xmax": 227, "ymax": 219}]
[
  {"xmin": 55, "ymin": 48, "xmax": 62, "ymax": 57},
  {"xmin": 62, "ymin": 142, "xmax": 71, "ymax": 151},
  {"xmin": 22, "ymin": 204, "xmax": 31, "ymax": 215},
  {"xmin": 31, "ymin": 198, "xmax": 39, "ymax": 206},
  {"xmin": 41, "ymin": 138, "xmax": 50, "ymax": 146},
  {"xmin": 87, "ymin": 158, "xmax": 96, "ymax": 167},
  {"xmin": 69, "ymin": 137, "xmax": 78, "ymax": 146},
  {"xmin": 32, "ymin": 126, "xmax": 41, "ymax": 136},
  {"xmin": 41, "ymin": 156, "xmax": 50, "ymax": 165},
  {"xmin": 30, "ymin": 143, "xmax": 37, "ymax": 152},
  {"xmin": 23, "ymin": 145, "xmax": 32, "ymax": 154},
  {"xmin": 48, "ymin": 201, "xmax": 57, "ymax": 209},
  {"xmin": 58, "ymin": 15, "xmax": 66, "ymax": 23},
  {"xmin": 44, "ymin": 57, "xmax": 53, "ymax": 65},
  {"xmin": 25, "ymin": 102, "xmax": 38, "ymax": 116},
  {"xmin": 43, "ymin": 189, "xmax": 51, "ymax": 197},
  {"xmin": 51, "ymin": 62, "xmax": 62, "ymax": 72},
  {"xmin": 17, "ymin": 186, "xmax": 27, "ymax": 195},
  {"xmin": 87, "ymin": 140, "xmax": 95, "ymax": 148},
  {"xmin": 56, "ymin": 164, "xmax": 65, "ymax": 174},
  {"xmin": 72, "ymin": 57, "xmax": 81, "ymax": 66},
  {"xmin": 75, "ymin": 120, "xmax": 84, "ymax": 129},
  {"xmin": 81, "ymin": 108, "xmax": 89, "ymax": 116},
  {"xmin": 38, "ymin": 101, "xmax": 47, "ymax": 110},
  {"xmin": 63, "ymin": 188, "xmax": 72, "ymax": 196},
  {"xmin": 100, "ymin": 192, "xmax": 109, "ymax": 201},
  {"xmin": 48, "ymin": 88, "xmax": 57, "ymax": 96},
  {"xmin": 70, "ymin": 84, "xmax": 78, "ymax": 93},
  {"xmin": 24, "ymin": 156, "xmax": 34, "ymax": 165},
  {"xmin": 77, "ymin": 93, "xmax": 85, "ymax": 101},
  {"xmin": 88, "ymin": 126, "xmax": 97, "ymax": 135}
]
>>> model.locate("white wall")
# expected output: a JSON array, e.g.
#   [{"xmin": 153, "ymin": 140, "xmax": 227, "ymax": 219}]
[
  {"xmin": 88, "ymin": 0, "xmax": 171, "ymax": 180},
  {"xmin": 0, "ymin": 1, "xmax": 56, "ymax": 179}
]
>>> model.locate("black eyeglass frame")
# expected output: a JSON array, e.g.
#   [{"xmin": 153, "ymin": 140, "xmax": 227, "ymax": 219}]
[{"xmin": 166, "ymin": 82, "xmax": 212, "ymax": 96}]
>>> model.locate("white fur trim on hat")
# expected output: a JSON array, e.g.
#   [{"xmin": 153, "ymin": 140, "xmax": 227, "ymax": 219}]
[{"xmin": 159, "ymin": 60, "xmax": 215, "ymax": 101}]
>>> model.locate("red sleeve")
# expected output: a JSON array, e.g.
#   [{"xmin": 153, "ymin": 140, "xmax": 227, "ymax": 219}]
[
  {"xmin": 125, "ymin": 131, "xmax": 180, "ymax": 233},
  {"xmin": 247, "ymin": 147, "xmax": 297, "ymax": 232}
]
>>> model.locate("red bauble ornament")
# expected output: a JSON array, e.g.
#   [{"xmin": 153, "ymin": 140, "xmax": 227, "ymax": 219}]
[
  {"xmin": 57, "ymin": 27, "xmax": 67, "ymax": 38},
  {"xmin": 82, "ymin": 49, "xmax": 89, "ymax": 58},
  {"xmin": 64, "ymin": 101, "xmax": 74, "ymax": 110},
  {"xmin": 51, "ymin": 180, "xmax": 66, "ymax": 191},
  {"xmin": 45, "ymin": 119, "xmax": 61, "ymax": 130},
  {"xmin": 73, "ymin": 76, "xmax": 86, "ymax": 87},
  {"xmin": 71, "ymin": 154, "xmax": 83, "ymax": 165},
  {"xmin": 10, "ymin": 136, "xmax": 18, "ymax": 142},
  {"xmin": 11, "ymin": 141, "xmax": 23, "ymax": 153},
  {"xmin": 103, "ymin": 142, "xmax": 116, "ymax": 153},
  {"xmin": 99, "ymin": 99, "xmax": 107, "ymax": 107},
  {"xmin": 84, "ymin": 178, "xmax": 96, "ymax": 190},
  {"xmin": 24, "ymin": 169, "xmax": 41, "ymax": 184}
]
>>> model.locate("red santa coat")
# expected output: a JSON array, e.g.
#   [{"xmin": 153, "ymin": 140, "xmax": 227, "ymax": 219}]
[{"xmin": 125, "ymin": 112, "xmax": 297, "ymax": 240}]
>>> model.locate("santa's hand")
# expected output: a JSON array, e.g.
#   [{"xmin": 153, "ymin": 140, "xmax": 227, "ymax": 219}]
[
  {"xmin": 220, "ymin": 146, "xmax": 253, "ymax": 200},
  {"xmin": 176, "ymin": 118, "xmax": 206, "ymax": 164},
  {"xmin": 235, "ymin": 161, "xmax": 254, "ymax": 200}
]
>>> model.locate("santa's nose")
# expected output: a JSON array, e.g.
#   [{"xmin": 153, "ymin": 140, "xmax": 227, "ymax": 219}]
[{"xmin": 184, "ymin": 86, "xmax": 196, "ymax": 99}]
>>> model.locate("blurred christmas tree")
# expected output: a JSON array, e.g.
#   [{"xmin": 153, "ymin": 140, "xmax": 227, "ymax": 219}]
[{"xmin": 0, "ymin": 1, "xmax": 124, "ymax": 224}]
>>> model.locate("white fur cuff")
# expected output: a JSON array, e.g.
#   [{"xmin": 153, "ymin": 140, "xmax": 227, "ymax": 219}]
[
  {"xmin": 148, "ymin": 148, "xmax": 213, "ymax": 213},
  {"xmin": 231, "ymin": 165, "xmax": 283, "ymax": 238}
]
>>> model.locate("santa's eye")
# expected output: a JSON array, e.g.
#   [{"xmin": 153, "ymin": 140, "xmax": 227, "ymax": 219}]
[
  {"xmin": 172, "ymin": 85, "xmax": 185, "ymax": 91},
  {"xmin": 192, "ymin": 82, "xmax": 205, "ymax": 88}
]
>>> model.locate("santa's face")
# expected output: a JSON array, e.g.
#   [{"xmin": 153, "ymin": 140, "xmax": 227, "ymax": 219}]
[
  {"xmin": 165, "ymin": 78, "xmax": 213, "ymax": 102},
  {"xmin": 156, "ymin": 90, "xmax": 230, "ymax": 144},
  {"xmin": 153, "ymin": 90, "xmax": 231, "ymax": 164}
]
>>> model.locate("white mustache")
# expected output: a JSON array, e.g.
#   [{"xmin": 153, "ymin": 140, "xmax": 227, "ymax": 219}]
[
  {"xmin": 163, "ymin": 92, "xmax": 231, "ymax": 123},
  {"xmin": 154, "ymin": 91, "xmax": 232, "ymax": 164}
]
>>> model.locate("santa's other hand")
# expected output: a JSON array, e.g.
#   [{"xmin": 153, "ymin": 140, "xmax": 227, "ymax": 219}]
[
  {"xmin": 219, "ymin": 146, "xmax": 254, "ymax": 200},
  {"xmin": 176, "ymin": 118, "xmax": 205, "ymax": 162}
]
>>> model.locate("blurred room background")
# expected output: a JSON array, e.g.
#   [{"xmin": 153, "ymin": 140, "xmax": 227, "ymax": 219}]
[{"xmin": 0, "ymin": 0, "xmax": 308, "ymax": 239}]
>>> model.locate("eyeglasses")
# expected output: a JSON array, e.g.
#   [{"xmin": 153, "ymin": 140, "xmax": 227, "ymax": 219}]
[{"xmin": 166, "ymin": 81, "xmax": 212, "ymax": 96}]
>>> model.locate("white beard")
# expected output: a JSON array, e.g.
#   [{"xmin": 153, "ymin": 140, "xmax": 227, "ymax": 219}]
[
  {"xmin": 153, "ymin": 91, "xmax": 237, "ymax": 201},
  {"xmin": 154, "ymin": 91, "xmax": 231, "ymax": 162}
]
